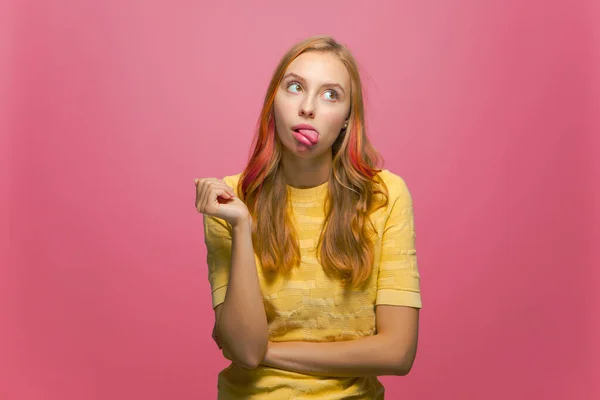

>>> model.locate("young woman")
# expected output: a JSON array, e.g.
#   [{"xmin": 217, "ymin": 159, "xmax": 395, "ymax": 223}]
[{"xmin": 194, "ymin": 35, "xmax": 422, "ymax": 399}]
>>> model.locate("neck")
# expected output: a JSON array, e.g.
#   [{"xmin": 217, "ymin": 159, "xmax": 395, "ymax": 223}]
[{"xmin": 281, "ymin": 150, "xmax": 332, "ymax": 189}]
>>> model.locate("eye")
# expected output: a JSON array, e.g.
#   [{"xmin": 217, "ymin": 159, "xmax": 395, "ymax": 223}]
[
  {"xmin": 287, "ymin": 82, "xmax": 302, "ymax": 93},
  {"xmin": 323, "ymin": 90, "xmax": 338, "ymax": 101}
]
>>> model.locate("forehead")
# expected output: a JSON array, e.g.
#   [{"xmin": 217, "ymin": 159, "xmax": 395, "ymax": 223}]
[{"xmin": 285, "ymin": 52, "xmax": 350, "ymax": 88}]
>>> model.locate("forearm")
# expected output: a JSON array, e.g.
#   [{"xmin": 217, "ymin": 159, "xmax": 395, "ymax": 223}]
[
  {"xmin": 218, "ymin": 217, "xmax": 268, "ymax": 368},
  {"xmin": 262, "ymin": 334, "xmax": 413, "ymax": 377}
]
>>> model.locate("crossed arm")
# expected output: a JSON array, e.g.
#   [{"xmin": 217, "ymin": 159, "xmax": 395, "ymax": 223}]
[
  {"xmin": 208, "ymin": 173, "xmax": 420, "ymax": 376},
  {"xmin": 213, "ymin": 303, "xmax": 419, "ymax": 377}
]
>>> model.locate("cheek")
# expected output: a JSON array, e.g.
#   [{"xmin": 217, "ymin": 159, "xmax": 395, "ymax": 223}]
[
  {"xmin": 274, "ymin": 92, "xmax": 289, "ymax": 115},
  {"xmin": 273, "ymin": 98, "xmax": 284, "ymax": 125},
  {"xmin": 274, "ymin": 96, "xmax": 300, "ymax": 127},
  {"xmin": 273, "ymin": 97, "xmax": 292, "ymax": 136},
  {"xmin": 322, "ymin": 110, "xmax": 347, "ymax": 130}
]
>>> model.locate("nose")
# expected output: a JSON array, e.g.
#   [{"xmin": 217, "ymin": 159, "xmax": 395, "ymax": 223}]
[{"xmin": 299, "ymin": 98, "xmax": 315, "ymax": 118}]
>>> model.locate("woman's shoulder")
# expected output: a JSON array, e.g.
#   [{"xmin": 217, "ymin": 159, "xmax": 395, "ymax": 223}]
[{"xmin": 376, "ymin": 168, "xmax": 412, "ymax": 200}]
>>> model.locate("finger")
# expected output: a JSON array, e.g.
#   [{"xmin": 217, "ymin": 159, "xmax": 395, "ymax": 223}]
[
  {"xmin": 197, "ymin": 179, "xmax": 234, "ymax": 213},
  {"xmin": 201, "ymin": 181, "xmax": 227, "ymax": 213},
  {"xmin": 216, "ymin": 184, "xmax": 234, "ymax": 200},
  {"xmin": 211, "ymin": 186, "xmax": 234, "ymax": 209},
  {"xmin": 218, "ymin": 178, "xmax": 235, "ymax": 198},
  {"xmin": 198, "ymin": 179, "xmax": 210, "ymax": 213},
  {"xmin": 202, "ymin": 179, "xmax": 225, "ymax": 211},
  {"xmin": 208, "ymin": 181, "xmax": 234, "ymax": 205},
  {"xmin": 194, "ymin": 179, "xmax": 202, "ymax": 210},
  {"xmin": 196, "ymin": 179, "xmax": 208, "ymax": 212}
]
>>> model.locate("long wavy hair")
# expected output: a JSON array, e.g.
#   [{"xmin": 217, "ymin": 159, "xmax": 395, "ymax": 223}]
[{"xmin": 238, "ymin": 35, "xmax": 389, "ymax": 288}]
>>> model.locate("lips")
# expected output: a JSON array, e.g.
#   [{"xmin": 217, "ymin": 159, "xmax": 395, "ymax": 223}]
[{"xmin": 291, "ymin": 124, "xmax": 319, "ymax": 145}]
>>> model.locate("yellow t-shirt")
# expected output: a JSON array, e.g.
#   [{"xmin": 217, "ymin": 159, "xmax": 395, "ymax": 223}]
[{"xmin": 203, "ymin": 169, "xmax": 422, "ymax": 399}]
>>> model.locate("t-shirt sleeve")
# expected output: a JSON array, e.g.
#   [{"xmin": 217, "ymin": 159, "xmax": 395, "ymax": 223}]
[
  {"xmin": 203, "ymin": 212, "xmax": 232, "ymax": 309},
  {"xmin": 375, "ymin": 177, "xmax": 422, "ymax": 309}
]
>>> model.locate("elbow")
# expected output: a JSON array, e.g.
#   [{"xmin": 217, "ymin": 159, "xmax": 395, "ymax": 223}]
[
  {"xmin": 216, "ymin": 314, "xmax": 269, "ymax": 369},
  {"xmin": 392, "ymin": 362, "xmax": 413, "ymax": 376},
  {"xmin": 232, "ymin": 337, "xmax": 268, "ymax": 370},
  {"xmin": 391, "ymin": 351, "xmax": 416, "ymax": 376},
  {"xmin": 235, "ymin": 346, "xmax": 267, "ymax": 369},
  {"xmin": 237, "ymin": 355, "xmax": 261, "ymax": 370}
]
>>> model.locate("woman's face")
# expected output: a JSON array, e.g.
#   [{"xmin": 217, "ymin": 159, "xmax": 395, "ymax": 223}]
[{"xmin": 273, "ymin": 51, "xmax": 351, "ymax": 158}]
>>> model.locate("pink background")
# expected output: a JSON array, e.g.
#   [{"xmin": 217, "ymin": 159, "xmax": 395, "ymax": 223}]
[{"xmin": 3, "ymin": 0, "xmax": 599, "ymax": 399}]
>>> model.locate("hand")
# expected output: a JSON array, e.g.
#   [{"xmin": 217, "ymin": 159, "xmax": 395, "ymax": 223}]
[{"xmin": 194, "ymin": 177, "xmax": 252, "ymax": 226}]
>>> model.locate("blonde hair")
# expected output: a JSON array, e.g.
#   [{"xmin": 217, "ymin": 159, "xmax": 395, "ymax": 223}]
[{"xmin": 238, "ymin": 35, "xmax": 389, "ymax": 287}]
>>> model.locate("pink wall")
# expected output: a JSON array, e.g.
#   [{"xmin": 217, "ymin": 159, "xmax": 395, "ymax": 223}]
[{"xmin": 4, "ymin": 1, "xmax": 598, "ymax": 399}]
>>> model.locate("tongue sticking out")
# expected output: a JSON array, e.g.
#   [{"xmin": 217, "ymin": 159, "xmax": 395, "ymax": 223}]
[{"xmin": 296, "ymin": 129, "xmax": 319, "ymax": 144}]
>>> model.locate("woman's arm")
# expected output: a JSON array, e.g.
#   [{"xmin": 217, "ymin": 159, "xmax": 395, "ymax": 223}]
[
  {"xmin": 213, "ymin": 216, "xmax": 269, "ymax": 369},
  {"xmin": 262, "ymin": 305, "xmax": 419, "ymax": 377}
]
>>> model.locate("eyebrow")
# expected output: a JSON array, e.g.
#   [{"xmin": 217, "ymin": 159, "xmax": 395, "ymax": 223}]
[{"xmin": 282, "ymin": 72, "xmax": 346, "ymax": 95}]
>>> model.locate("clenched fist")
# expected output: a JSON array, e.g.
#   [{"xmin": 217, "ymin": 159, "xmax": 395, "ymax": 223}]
[{"xmin": 194, "ymin": 177, "xmax": 252, "ymax": 226}]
